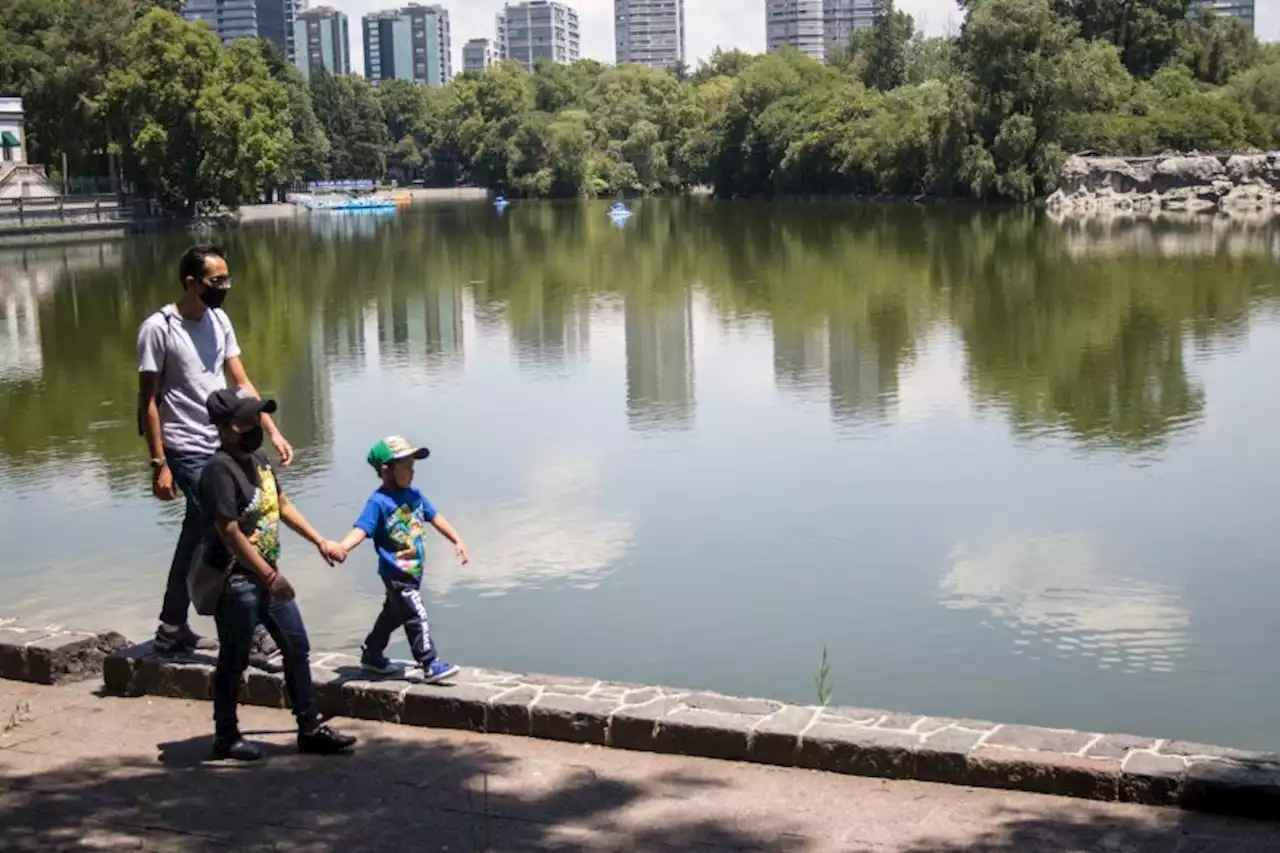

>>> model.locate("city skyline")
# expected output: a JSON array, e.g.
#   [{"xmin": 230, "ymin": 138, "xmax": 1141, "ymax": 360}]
[
  {"xmin": 282, "ymin": 0, "xmax": 1277, "ymax": 82},
  {"xmin": 311, "ymin": 0, "xmax": 969, "ymax": 81}
]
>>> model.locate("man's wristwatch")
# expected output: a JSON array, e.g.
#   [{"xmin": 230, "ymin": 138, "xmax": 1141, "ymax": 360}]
[{"xmin": 150, "ymin": 458, "xmax": 168, "ymax": 471}]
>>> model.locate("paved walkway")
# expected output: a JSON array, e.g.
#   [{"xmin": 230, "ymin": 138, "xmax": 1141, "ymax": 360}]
[{"xmin": 1, "ymin": 681, "xmax": 1276, "ymax": 852}]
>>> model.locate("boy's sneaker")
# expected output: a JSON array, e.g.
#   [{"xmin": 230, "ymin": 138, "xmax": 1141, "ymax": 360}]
[
  {"xmin": 298, "ymin": 723, "xmax": 357, "ymax": 755},
  {"xmin": 360, "ymin": 647, "xmax": 402, "ymax": 676},
  {"xmin": 418, "ymin": 660, "xmax": 461, "ymax": 684},
  {"xmin": 154, "ymin": 624, "xmax": 215, "ymax": 655}
]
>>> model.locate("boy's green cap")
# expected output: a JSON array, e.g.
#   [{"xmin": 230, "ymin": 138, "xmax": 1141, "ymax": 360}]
[{"xmin": 367, "ymin": 435, "xmax": 430, "ymax": 470}]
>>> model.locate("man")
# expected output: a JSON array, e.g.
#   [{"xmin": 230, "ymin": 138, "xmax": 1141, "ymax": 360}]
[{"xmin": 137, "ymin": 244, "xmax": 294, "ymax": 656}]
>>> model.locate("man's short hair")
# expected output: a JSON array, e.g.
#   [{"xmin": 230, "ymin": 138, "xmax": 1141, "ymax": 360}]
[{"xmin": 178, "ymin": 244, "xmax": 225, "ymax": 287}]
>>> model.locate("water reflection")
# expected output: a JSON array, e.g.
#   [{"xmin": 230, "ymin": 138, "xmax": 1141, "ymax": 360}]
[
  {"xmin": 772, "ymin": 319, "xmax": 829, "ymax": 400},
  {"xmin": 4, "ymin": 201, "xmax": 1280, "ymax": 747},
  {"xmin": 940, "ymin": 533, "xmax": 1189, "ymax": 675},
  {"xmin": 1047, "ymin": 211, "xmax": 1280, "ymax": 259},
  {"xmin": 625, "ymin": 288, "xmax": 694, "ymax": 430},
  {"xmin": 0, "ymin": 203, "xmax": 1275, "ymax": 469},
  {"xmin": 429, "ymin": 451, "xmax": 635, "ymax": 597}
]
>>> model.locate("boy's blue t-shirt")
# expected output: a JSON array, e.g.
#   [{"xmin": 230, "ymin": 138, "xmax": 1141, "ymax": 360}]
[{"xmin": 354, "ymin": 486, "xmax": 438, "ymax": 584}]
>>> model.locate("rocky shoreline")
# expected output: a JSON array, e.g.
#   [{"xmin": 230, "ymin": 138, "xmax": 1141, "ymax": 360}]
[
  {"xmin": 1, "ymin": 619, "xmax": 1278, "ymax": 821},
  {"xmin": 1048, "ymin": 152, "xmax": 1280, "ymax": 218}
]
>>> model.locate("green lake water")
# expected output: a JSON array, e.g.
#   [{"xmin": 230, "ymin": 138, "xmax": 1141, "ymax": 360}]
[{"xmin": 1, "ymin": 199, "xmax": 1278, "ymax": 750}]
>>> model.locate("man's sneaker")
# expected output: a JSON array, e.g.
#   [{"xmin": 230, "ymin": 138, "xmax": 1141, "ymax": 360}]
[
  {"xmin": 249, "ymin": 628, "xmax": 281, "ymax": 669},
  {"xmin": 418, "ymin": 660, "xmax": 461, "ymax": 684},
  {"xmin": 154, "ymin": 624, "xmax": 216, "ymax": 655},
  {"xmin": 360, "ymin": 647, "xmax": 402, "ymax": 676},
  {"xmin": 212, "ymin": 736, "xmax": 264, "ymax": 762},
  {"xmin": 298, "ymin": 724, "xmax": 356, "ymax": 755}
]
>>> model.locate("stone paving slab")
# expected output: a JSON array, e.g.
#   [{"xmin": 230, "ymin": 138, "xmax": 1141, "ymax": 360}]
[
  {"xmin": 6, "ymin": 679, "xmax": 1278, "ymax": 853},
  {"xmin": 87, "ymin": 636, "xmax": 1280, "ymax": 823},
  {"xmin": 0, "ymin": 622, "xmax": 127, "ymax": 686}
]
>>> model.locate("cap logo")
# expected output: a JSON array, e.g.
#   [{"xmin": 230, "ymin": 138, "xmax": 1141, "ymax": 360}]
[{"xmin": 384, "ymin": 436, "xmax": 413, "ymax": 455}]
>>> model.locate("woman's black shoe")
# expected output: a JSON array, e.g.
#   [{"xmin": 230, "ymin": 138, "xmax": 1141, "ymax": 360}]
[
  {"xmin": 212, "ymin": 736, "xmax": 264, "ymax": 762},
  {"xmin": 298, "ymin": 724, "xmax": 356, "ymax": 755}
]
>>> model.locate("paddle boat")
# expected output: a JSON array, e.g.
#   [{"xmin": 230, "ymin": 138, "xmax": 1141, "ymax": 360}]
[
  {"xmin": 494, "ymin": 195, "xmax": 511, "ymax": 212},
  {"xmin": 295, "ymin": 194, "xmax": 397, "ymax": 212},
  {"xmin": 608, "ymin": 201, "xmax": 633, "ymax": 222}
]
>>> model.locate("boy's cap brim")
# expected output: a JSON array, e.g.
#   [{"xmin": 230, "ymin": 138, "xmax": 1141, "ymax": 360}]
[
  {"xmin": 207, "ymin": 388, "xmax": 278, "ymax": 426},
  {"xmin": 367, "ymin": 436, "xmax": 430, "ymax": 470}
]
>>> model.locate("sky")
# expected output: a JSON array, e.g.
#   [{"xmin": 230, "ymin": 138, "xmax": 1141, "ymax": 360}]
[{"xmin": 328, "ymin": 0, "xmax": 1277, "ymax": 79}]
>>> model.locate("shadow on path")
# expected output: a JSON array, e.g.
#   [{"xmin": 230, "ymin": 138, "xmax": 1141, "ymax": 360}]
[{"xmin": 1, "ymin": 727, "xmax": 780, "ymax": 851}]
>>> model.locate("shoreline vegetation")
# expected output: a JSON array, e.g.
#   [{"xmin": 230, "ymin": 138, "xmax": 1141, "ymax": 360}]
[{"xmin": 0, "ymin": 0, "xmax": 1277, "ymax": 215}]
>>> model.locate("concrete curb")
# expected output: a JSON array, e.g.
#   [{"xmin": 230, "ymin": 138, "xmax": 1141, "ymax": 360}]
[
  {"xmin": 91, "ymin": 640, "xmax": 1280, "ymax": 822},
  {"xmin": 0, "ymin": 622, "xmax": 129, "ymax": 685}
]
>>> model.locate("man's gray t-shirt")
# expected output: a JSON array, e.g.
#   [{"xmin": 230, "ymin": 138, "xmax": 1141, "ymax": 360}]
[{"xmin": 137, "ymin": 305, "xmax": 242, "ymax": 457}]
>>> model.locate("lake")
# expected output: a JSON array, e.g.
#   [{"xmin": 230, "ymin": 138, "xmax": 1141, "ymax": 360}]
[{"xmin": 2, "ymin": 199, "xmax": 1279, "ymax": 751}]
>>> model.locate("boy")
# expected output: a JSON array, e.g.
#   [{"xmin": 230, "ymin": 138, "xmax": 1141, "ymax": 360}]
[
  {"xmin": 338, "ymin": 436, "xmax": 470, "ymax": 683},
  {"xmin": 199, "ymin": 388, "xmax": 355, "ymax": 761}
]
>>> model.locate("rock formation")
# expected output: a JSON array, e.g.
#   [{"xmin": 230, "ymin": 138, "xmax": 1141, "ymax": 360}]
[{"xmin": 1047, "ymin": 152, "xmax": 1280, "ymax": 217}]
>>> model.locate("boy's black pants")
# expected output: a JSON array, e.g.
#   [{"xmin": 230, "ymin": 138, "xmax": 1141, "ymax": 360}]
[{"xmin": 364, "ymin": 578, "xmax": 437, "ymax": 665}]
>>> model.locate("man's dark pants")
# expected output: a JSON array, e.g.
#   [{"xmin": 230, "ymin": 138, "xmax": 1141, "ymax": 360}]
[{"xmin": 159, "ymin": 449, "xmax": 212, "ymax": 627}]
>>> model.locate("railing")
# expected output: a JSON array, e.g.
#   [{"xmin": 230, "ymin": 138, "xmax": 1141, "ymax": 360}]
[{"xmin": 0, "ymin": 194, "xmax": 130, "ymax": 227}]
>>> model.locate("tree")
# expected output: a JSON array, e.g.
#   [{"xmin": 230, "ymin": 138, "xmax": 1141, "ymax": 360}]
[
  {"xmin": 950, "ymin": 0, "xmax": 1099, "ymax": 200},
  {"xmin": 346, "ymin": 76, "xmax": 389, "ymax": 180},
  {"xmin": 1180, "ymin": 9, "xmax": 1259, "ymax": 85},
  {"xmin": 101, "ymin": 8, "xmax": 289, "ymax": 211},
  {"xmin": 861, "ymin": 0, "xmax": 915, "ymax": 92},
  {"xmin": 252, "ymin": 38, "xmax": 329, "ymax": 191},
  {"xmin": 1228, "ymin": 50, "xmax": 1280, "ymax": 144},
  {"xmin": 693, "ymin": 48, "xmax": 755, "ymax": 83},
  {"xmin": 1049, "ymin": 0, "xmax": 1189, "ymax": 78},
  {"xmin": 310, "ymin": 69, "xmax": 388, "ymax": 180},
  {"xmin": 378, "ymin": 79, "xmax": 430, "ymax": 182},
  {"xmin": 0, "ymin": 0, "xmax": 160, "ymax": 185}
]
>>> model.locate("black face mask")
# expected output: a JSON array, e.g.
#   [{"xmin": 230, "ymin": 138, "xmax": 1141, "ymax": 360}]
[
  {"xmin": 238, "ymin": 425, "xmax": 265, "ymax": 453},
  {"xmin": 200, "ymin": 286, "xmax": 228, "ymax": 310}
]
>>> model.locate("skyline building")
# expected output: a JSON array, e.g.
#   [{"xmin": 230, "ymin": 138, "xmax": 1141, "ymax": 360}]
[
  {"xmin": 496, "ymin": 0, "xmax": 581, "ymax": 71},
  {"xmin": 293, "ymin": 5, "xmax": 351, "ymax": 78},
  {"xmin": 614, "ymin": 0, "xmax": 685, "ymax": 69},
  {"xmin": 765, "ymin": 0, "xmax": 825, "ymax": 61},
  {"xmin": 363, "ymin": 4, "xmax": 452, "ymax": 86}
]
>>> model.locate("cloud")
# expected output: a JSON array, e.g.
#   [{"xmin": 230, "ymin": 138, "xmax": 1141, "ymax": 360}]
[
  {"xmin": 940, "ymin": 532, "xmax": 1189, "ymax": 674},
  {"xmin": 425, "ymin": 449, "xmax": 636, "ymax": 596}
]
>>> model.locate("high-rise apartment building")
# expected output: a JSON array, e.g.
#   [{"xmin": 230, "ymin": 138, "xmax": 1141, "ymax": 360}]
[
  {"xmin": 362, "ymin": 4, "xmax": 452, "ymax": 86},
  {"xmin": 293, "ymin": 6, "xmax": 350, "ymax": 78},
  {"xmin": 614, "ymin": 0, "xmax": 685, "ymax": 69},
  {"xmin": 822, "ymin": 0, "xmax": 876, "ymax": 56},
  {"xmin": 495, "ymin": 1, "xmax": 581, "ymax": 71},
  {"xmin": 462, "ymin": 38, "xmax": 494, "ymax": 73},
  {"xmin": 183, "ymin": 0, "xmax": 295, "ymax": 59},
  {"xmin": 1192, "ymin": 0, "xmax": 1255, "ymax": 32},
  {"xmin": 765, "ymin": 0, "xmax": 825, "ymax": 61}
]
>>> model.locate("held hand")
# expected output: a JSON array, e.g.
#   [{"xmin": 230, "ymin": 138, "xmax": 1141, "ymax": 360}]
[
  {"xmin": 455, "ymin": 541, "xmax": 471, "ymax": 566},
  {"xmin": 152, "ymin": 465, "xmax": 178, "ymax": 501},
  {"xmin": 317, "ymin": 539, "xmax": 346, "ymax": 565},
  {"xmin": 267, "ymin": 572, "xmax": 296, "ymax": 602},
  {"xmin": 271, "ymin": 431, "xmax": 294, "ymax": 468}
]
